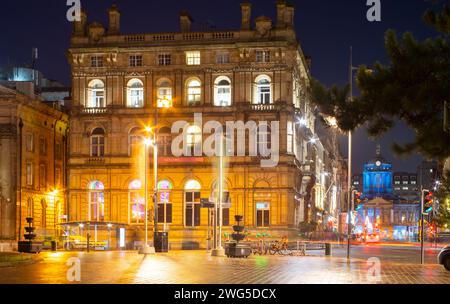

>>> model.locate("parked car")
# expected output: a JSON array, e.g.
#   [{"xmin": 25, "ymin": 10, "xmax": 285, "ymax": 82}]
[
  {"xmin": 63, "ymin": 235, "xmax": 107, "ymax": 251},
  {"xmin": 438, "ymin": 246, "xmax": 450, "ymax": 271}
]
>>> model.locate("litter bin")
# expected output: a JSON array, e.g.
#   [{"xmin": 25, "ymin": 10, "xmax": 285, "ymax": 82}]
[
  {"xmin": 325, "ymin": 243, "xmax": 332, "ymax": 256},
  {"xmin": 154, "ymin": 232, "xmax": 169, "ymax": 253},
  {"xmin": 51, "ymin": 241, "xmax": 57, "ymax": 252}
]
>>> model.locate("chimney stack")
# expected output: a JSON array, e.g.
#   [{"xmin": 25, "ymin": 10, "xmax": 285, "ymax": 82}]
[
  {"xmin": 180, "ymin": 10, "xmax": 193, "ymax": 32},
  {"xmin": 284, "ymin": 3, "xmax": 295, "ymax": 28},
  {"xmin": 240, "ymin": 2, "xmax": 252, "ymax": 30},
  {"xmin": 108, "ymin": 5, "xmax": 121, "ymax": 34},
  {"xmin": 73, "ymin": 9, "xmax": 87, "ymax": 36},
  {"xmin": 276, "ymin": 0, "xmax": 287, "ymax": 28}
]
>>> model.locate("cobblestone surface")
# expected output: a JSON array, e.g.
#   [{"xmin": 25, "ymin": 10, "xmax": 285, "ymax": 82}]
[{"xmin": 0, "ymin": 248, "xmax": 448, "ymax": 284}]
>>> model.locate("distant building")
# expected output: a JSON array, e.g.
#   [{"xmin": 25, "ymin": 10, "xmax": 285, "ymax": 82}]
[
  {"xmin": 353, "ymin": 146, "xmax": 420, "ymax": 241},
  {"xmin": 417, "ymin": 160, "xmax": 439, "ymax": 191},
  {"xmin": 0, "ymin": 85, "xmax": 69, "ymax": 241}
]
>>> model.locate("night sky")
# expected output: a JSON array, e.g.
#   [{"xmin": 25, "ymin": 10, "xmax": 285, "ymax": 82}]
[{"xmin": 0, "ymin": 0, "xmax": 442, "ymax": 173}]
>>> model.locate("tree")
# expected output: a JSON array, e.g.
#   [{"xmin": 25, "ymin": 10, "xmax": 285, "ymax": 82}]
[
  {"xmin": 311, "ymin": 4, "xmax": 450, "ymax": 160},
  {"xmin": 435, "ymin": 171, "xmax": 450, "ymax": 229}
]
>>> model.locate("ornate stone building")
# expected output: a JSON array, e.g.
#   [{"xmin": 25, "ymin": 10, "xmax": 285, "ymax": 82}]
[
  {"xmin": 0, "ymin": 85, "xmax": 68, "ymax": 242},
  {"xmin": 67, "ymin": 2, "xmax": 341, "ymax": 249}
]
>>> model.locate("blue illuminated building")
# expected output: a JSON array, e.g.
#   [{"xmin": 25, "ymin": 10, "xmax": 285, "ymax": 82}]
[{"xmin": 361, "ymin": 148, "xmax": 396, "ymax": 200}]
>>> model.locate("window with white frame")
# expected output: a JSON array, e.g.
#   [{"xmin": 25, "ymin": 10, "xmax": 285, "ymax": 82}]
[
  {"xmin": 158, "ymin": 54, "xmax": 171, "ymax": 66},
  {"xmin": 90, "ymin": 128, "xmax": 105, "ymax": 157},
  {"xmin": 184, "ymin": 180, "xmax": 201, "ymax": 227},
  {"xmin": 91, "ymin": 56, "xmax": 104, "ymax": 67},
  {"xmin": 89, "ymin": 181, "xmax": 105, "ymax": 222},
  {"xmin": 26, "ymin": 162, "xmax": 33, "ymax": 186},
  {"xmin": 158, "ymin": 180, "xmax": 173, "ymax": 224},
  {"xmin": 186, "ymin": 125, "xmax": 202, "ymax": 156},
  {"xmin": 186, "ymin": 51, "xmax": 201, "ymax": 65},
  {"xmin": 156, "ymin": 79, "xmax": 173, "ymax": 108},
  {"xmin": 186, "ymin": 79, "xmax": 202, "ymax": 105},
  {"xmin": 214, "ymin": 76, "xmax": 232, "ymax": 106},
  {"xmin": 129, "ymin": 180, "xmax": 145, "ymax": 224},
  {"xmin": 254, "ymin": 75, "xmax": 272, "ymax": 104},
  {"xmin": 216, "ymin": 52, "xmax": 230, "ymax": 64},
  {"xmin": 287, "ymin": 120, "xmax": 294, "ymax": 154},
  {"xmin": 257, "ymin": 124, "xmax": 271, "ymax": 157},
  {"xmin": 129, "ymin": 55, "xmax": 143, "ymax": 67},
  {"xmin": 87, "ymin": 79, "xmax": 105, "ymax": 108},
  {"xmin": 127, "ymin": 79, "xmax": 144, "ymax": 108},
  {"xmin": 26, "ymin": 133, "xmax": 34, "ymax": 152},
  {"xmin": 256, "ymin": 50, "xmax": 270, "ymax": 63},
  {"xmin": 256, "ymin": 202, "xmax": 270, "ymax": 227}
]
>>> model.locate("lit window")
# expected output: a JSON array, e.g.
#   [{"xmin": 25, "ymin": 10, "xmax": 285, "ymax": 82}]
[
  {"xmin": 158, "ymin": 180, "xmax": 173, "ymax": 224},
  {"xmin": 127, "ymin": 79, "xmax": 144, "ymax": 108},
  {"xmin": 258, "ymin": 123, "xmax": 271, "ymax": 156},
  {"xmin": 129, "ymin": 180, "xmax": 145, "ymax": 224},
  {"xmin": 186, "ymin": 51, "xmax": 201, "ymax": 65},
  {"xmin": 91, "ymin": 56, "xmax": 103, "ymax": 68},
  {"xmin": 90, "ymin": 128, "xmax": 105, "ymax": 157},
  {"xmin": 287, "ymin": 121, "xmax": 294, "ymax": 154},
  {"xmin": 185, "ymin": 180, "xmax": 201, "ymax": 227},
  {"xmin": 87, "ymin": 79, "xmax": 105, "ymax": 108},
  {"xmin": 256, "ymin": 202, "xmax": 270, "ymax": 227},
  {"xmin": 186, "ymin": 79, "xmax": 202, "ymax": 105},
  {"xmin": 256, "ymin": 51, "xmax": 270, "ymax": 63},
  {"xmin": 186, "ymin": 125, "xmax": 202, "ymax": 156},
  {"xmin": 89, "ymin": 181, "xmax": 105, "ymax": 222},
  {"xmin": 254, "ymin": 75, "xmax": 272, "ymax": 104},
  {"xmin": 157, "ymin": 79, "xmax": 173, "ymax": 108},
  {"xmin": 158, "ymin": 54, "xmax": 171, "ymax": 66},
  {"xmin": 26, "ymin": 162, "xmax": 33, "ymax": 186},
  {"xmin": 129, "ymin": 55, "xmax": 143, "ymax": 67},
  {"xmin": 214, "ymin": 76, "xmax": 231, "ymax": 106},
  {"xmin": 216, "ymin": 52, "xmax": 230, "ymax": 64}
]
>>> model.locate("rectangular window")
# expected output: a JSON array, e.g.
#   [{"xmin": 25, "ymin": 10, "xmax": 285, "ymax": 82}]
[
  {"xmin": 185, "ymin": 191, "xmax": 201, "ymax": 227},
  {"xmin": 256, "ymin": 202, "xmax": 270, "ymax": 227},
  {"xmin": 287, "ymin": 121, "xmax": 294, "ymax": 154},
  {"xmin": 55, "ymin": 167, "xmax": 61, "ymax": 188},
  {"xmin": 256, "ymin": 51, "xmax": 270, "ymax": 63},
  {"xmin": 55, "ymin": 142, "xmax": 62, "ymax": 160},
  {"xmin": 39, "ymin": 137, "xmax": 47, "ymax": 156},
  {"xmin": 214, "ymin": 191, "xmax": 231, "ymax": 226},
  {"xmin": 26, "ymin": 133, "xmax": 34, "ymax": 152},
  {"xmin": 26, "ymin": 162, "xmax": 33, "ymax": 186},
  {"xmin": 186, "ymin": 51, "xmax": 201, "ymax": 65},
  {"xmin": 158, "ymin": 54, "xmax": 171, "ymax": 66},
  {"xmin": 39, "ymin": 164, "xmax": 46, "ymax": 189},
  {"xmin": 129, "ymin": 55, "xmax": 143, "ymax": 67},
  {"xmin": 91, "ymin": 56, "xmax": 103, "ymax": 68},
  {"xmin": 216, "ymin": 52, "xmax": 230, "ymax": 64}
]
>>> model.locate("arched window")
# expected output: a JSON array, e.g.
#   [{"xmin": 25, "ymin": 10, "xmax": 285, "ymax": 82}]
[
  {"xmin": 211, "ymin": 181, "xmax": 231, "ymax": 226},
  {"xmin": 127, "ymin": 79, "xmax": 144, "ymax": 108},
  {"xmin": 90, "ymin": 128, "xmax": 105, "ymax": 157},
  {"xmin": 157, "ymin": 180, "xmax": 173, "ymax": 224},
  {"xmin": 254, "ymin": 75, "xmax": 272, "ymax": 105},
  {"xmin": 184, "ymin": 179, "xmax": 201, "ymax": 227},
  {"xmin": 27, "ymin": 198, "xmax": 34, "ymax": 218},
  {"xmin": 88, "ymin": 181, "xmax": 105, "ymax": 222},
  {"xmin": 129, "ymin": 179, "xmax": 145, "ymax": 224},
  {"xmin": 214, "ymin": 76, "xmax": 232, "ymax": 106},
  {"xmin": 186, "ymin": 79, "xmax": 202, "ymax": 106},
  {"xmin": 186, "ymin": 125, "xmax": 202, "ymax": 156},
  {"xmin": 129, "ymin": 127, "xmax": 143, "ymax": 157},
  {"xmin": 157, "ymin": 79, "xmax": 173, "ymax": 108},
  {"xmin": 87, "ymin": 79, "xmax": 105, "ymax": 108},
  {"xmin": 158, "ymin": 127, "xmax": 172, "ymax": 157}
]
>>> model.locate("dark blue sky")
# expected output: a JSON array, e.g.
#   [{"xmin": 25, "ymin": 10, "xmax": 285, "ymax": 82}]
[{"xmin": 0, "ymin": 0, "xmax": 443, "ymax": 172}]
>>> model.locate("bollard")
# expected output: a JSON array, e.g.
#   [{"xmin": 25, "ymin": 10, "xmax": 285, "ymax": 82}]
[{"xmin": 325, "ymin": 243, "xmax": 332, "ymax": 256}]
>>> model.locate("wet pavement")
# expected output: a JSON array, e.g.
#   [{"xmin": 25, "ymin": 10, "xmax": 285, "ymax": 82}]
[{"xmin": 0, "ymin": 245, "xmax": 448, "ymax": 284}]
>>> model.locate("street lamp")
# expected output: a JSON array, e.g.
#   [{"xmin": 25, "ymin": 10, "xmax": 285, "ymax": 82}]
[{"xmin": 212, "ymin": 135, "xmax": 226, "ymax": 257}]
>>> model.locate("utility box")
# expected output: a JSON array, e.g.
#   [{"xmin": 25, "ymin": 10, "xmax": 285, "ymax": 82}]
[{"xmin": 154, "ymin": 232, "xmax": 169, "ymax": 253}]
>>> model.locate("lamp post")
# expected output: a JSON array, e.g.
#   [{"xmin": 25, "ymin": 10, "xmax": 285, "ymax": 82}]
[
  {"xmin": 212, "ymin": 135, "xmax": 226, "ymax": 257},
  {"xmin": 139, "ymin": 134, "xmax": 156, "ymax": 255}
]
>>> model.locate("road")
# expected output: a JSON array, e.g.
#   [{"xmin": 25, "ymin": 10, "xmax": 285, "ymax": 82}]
[{"xmin": 0, "ymin": 244, "xmax": 448, "ymax": 284}]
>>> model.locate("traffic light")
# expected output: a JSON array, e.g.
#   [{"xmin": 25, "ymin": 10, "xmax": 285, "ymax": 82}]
[
  {"xmin": 423, "ymin": 191, "xmax": 434, "ymax": 214},
  {"xmin": 354, "ymin": 192, "xmax": 363, "ymax": 208}
]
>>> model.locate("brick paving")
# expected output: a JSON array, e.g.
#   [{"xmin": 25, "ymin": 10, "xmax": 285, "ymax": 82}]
[{"xmin": 0, "ymin": 249, "xmax": 448, "ymax": 284}]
